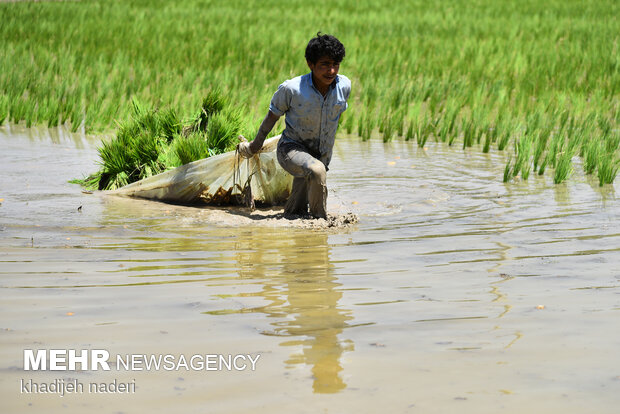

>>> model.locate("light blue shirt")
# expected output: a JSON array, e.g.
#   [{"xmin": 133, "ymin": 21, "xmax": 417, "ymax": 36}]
[{"xmin": 269, "ymin": 73, "xmax": 351, "ymax": 167}]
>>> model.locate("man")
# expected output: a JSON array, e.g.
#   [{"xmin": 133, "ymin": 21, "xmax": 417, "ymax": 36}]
[{"xmin": 238, "ymin": 32, "xmax": 351, "ymax": 219}]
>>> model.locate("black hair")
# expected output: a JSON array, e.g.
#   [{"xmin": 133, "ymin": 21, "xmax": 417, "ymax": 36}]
[{"xmin": 305, "ymin": 32, "xmax": 346, "ymax": 64}]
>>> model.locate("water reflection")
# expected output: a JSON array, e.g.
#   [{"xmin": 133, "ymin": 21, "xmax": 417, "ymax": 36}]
[{"xmin": 233, "ymin": 230, "xmax": 354, "ymax": 394}]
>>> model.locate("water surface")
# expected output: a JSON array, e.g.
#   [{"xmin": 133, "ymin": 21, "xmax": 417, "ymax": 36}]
[{"xmin": 1, "ymin": 124, "xmax": 619, "ymax": 413}]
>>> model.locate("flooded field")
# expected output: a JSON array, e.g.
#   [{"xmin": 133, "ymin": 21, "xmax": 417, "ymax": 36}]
[{"xmin": 1, "ymin": 124, "xmax": 619, "ymax": 413}]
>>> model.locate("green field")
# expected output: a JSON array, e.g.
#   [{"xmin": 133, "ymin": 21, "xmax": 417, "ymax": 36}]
[{"xmin": 1, "ymin": 0, "xmax": 618, "ymax": 185}]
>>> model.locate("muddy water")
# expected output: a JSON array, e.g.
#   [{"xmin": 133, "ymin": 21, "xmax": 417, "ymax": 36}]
[{"xmin": 1, "ymin": 124, "xmax": 619, "ymax": 413}]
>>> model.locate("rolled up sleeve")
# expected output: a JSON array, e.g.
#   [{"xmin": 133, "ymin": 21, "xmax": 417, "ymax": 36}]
[{"xmin": 269, "ymin": 82, "xmax": 291, "ymax": 116}]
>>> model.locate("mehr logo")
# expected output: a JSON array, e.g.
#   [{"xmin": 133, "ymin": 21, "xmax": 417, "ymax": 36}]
[
  {"xmin": 24, "ymin": 350, "xmax": 110, "ymax": 371},
  {"xmin": 23, "ymin": 349, "xmax": 261, "ymax": 371}
]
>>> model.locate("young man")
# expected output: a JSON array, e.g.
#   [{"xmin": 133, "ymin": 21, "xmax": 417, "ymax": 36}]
[{"xmin": 238, "ymin": 33, "xmax": 351, "ymax": 219}]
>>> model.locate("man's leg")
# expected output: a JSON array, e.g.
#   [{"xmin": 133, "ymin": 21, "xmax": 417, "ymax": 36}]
[
  {"xmin": 306, "ymin": 162, "xmax": 327, "ymax": 219},
  {"xmin": 277, "ymin": 141, "xmax": 328, "ymax": 219},
  {"xmin": 284, "ymin": 177, "xmax": 308, "ymax": 215}
]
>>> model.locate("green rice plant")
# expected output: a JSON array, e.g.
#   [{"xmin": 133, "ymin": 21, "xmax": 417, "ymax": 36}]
[
  {"xmin": 393, "ymin": 109, "xmax": 405, "ymax": 137},
  {"xmin": 445, "ymin": 104, "xmax": 459, "ymax": 136},
  {"xmin": 357, "ymin": 114, "xmax": 364, "ymax": 137},
  {"xmin": 0, "ymin": 95, "xmax": 8, "ymax": 125},
  {"xmin": 482, "ymin": 124, "xmax": 494, "ymax": 153},
  {"xmin": 532, "ymin": 124, "xmax": 552, "ymax": 170},
  {"xmin": 205, "ymin": 110, "xmax": 243, "ymax": 153},
  {"xmin": 558, "ymin": 110, "xmax": 570, "ymax": 133},
  {"xmin": 462, "ymin": 119, "xmax": 475, "ymax": 149},
  {"xmin": 496, "ymin": 119, "xmax": 514, "ymax": 151},
  {"xmin": 525, "ymin": 111, "xmax": 542, "ymax": 137},
  {"xmin": 597, "ymin": 115, "xmax": 612, "ymax": 138},
  {"xmin": 189, "ymin": 89, "xmax": 227, "ymax": 134},
  {"xmin": 415, "ymin": 114, "xmax": 429, "ymax": 148},
  {"xmin": 604, "ymin": 131, "xmax": 620, "ymax": 154},
  {"xmin": 582, "ymin": 139, "xmax": 600, "ymax": 175},
  {"xmin": 362, "ymin": 115, "xmax": 374, "ymax": 141},
  {"xmin": 597, "ymin": 152, "xmax": 620, "ymax": 186},
  {"xmin": 174, "ymin": 132, "xmax": 210, "ymax": 166},
  {"xmin": 382, "ymin": 115, "xmax": 394, "ymax": 142},
  {"xmin": 512, "ymin": 134, "xmax": 533, "ymax": 179},
  {"xmin": 547, "ymin": 131, "xmax": 564, "ymax": 168},
  {"xmin": 482, "ymin": 133, "xmax": 492, "ymax": 153},
  {"xmin": 97, "ymin": 136, "xmax": 139, "ymax": 190},
  {"xmin": 538, "ymin": 153, "xmax": 549, "ymax": 175},
  {"xmin": 47, "ymin": 105, "xmax": 60, "ymax": 128},
  {"xmin": 405, "ymin": 119, "xmax": 414, "ymax": 141},
  {"xmin": 553, "ymin": 149, "xmax": 574, "ymax": 184},
  {"xmin": 448, "ymin": 130, "xmax": 457, "ymax": 146},
  {"xmin": 503, "ymin": 158, "xmax": 512, "ymax": 183},
  {"xmin": 343, "ymin": 113, "xmax": 354, "ymax": 135},
  {"xmin": 437, "ymin": 120, "xmax": 450, "ymax": 143},
  {"xmin": 428, "ymin": 116, "xmax": 440, "ymax": 143},
  {"xmin": 159, "ymin": 108, "xmax": 182, "ymax": 143}
]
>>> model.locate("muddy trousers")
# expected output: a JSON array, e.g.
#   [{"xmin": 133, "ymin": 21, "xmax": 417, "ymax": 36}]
[{"xmin": 277, "ymin": 140, "xmax": 328, "ymax": 219}]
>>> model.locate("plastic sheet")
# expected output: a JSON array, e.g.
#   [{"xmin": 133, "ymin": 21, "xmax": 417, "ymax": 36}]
[{"xmin": 109, "ymin": 136, "xmax": 292, "ymax": 206}]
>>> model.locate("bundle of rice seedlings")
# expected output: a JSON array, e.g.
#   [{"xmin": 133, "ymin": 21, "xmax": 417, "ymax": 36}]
[
  {"xmin": 174, "ymin": 131, "xmax": 212, "ymax": 166},
  {"xmin": 80, "ymin": 99, "xmax": 182, "ymax": 190},
  {"xmin": 74, "ymin": 90, "xmax": 256, "ymax": 190},
  {"xmin": 205, "ymin": 110, "xmax": 243, "ymax": 153},
  {"xmin": 186, "ymin": 89, "xmax": 227, "ymax": 134}
]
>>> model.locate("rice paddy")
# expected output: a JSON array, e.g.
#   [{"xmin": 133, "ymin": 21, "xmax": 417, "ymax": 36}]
[{"xmin": 1, "ymin": 0, "xmax": 618, "ymax": 185}]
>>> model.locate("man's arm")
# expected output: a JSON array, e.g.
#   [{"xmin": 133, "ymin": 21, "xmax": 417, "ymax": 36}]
[
  {"xmin": 250, "ymin": 110, "xmax": 280, "ymax": 153},
  {"xmin": 238, "ymin": 111, "xmax": 281, "ymax": 157}
]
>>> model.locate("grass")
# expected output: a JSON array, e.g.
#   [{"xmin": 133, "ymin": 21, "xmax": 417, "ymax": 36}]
[{"xmin": 1, "ymin": 0, "xmax": 618, "ymax": 185}]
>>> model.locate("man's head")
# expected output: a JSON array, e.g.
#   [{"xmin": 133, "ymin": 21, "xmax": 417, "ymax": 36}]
[
  {"xmin": 305, "ymin": 32, "xmax": 346, "ymax": 65},
  {"xmin": 305, "ymin": 33, "xmax": 345, "ymax": 91}
]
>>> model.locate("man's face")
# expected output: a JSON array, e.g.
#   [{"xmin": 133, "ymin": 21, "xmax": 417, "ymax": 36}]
[{"xmin": 307, "ymin": 56, "xmax": 340, "ymax": 90}]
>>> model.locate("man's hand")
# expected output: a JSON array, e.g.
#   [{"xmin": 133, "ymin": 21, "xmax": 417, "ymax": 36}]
[
  {"xmin": 237, "ymin": 135, "xmax": 255, "ymax": 158},
  {"xmin": 236, "ymin": 111, "xmax": 280, "ymax": 158}
]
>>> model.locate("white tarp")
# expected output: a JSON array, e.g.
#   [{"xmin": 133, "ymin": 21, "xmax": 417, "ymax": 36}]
[{"xmin": 109, "ymin": 136, "xmax": 292, "ymax": 206}]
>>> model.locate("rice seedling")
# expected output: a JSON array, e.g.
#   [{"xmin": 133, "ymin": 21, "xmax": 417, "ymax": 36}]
[
  {"xmin": 394, "ymin": 109, "xmax": 405, "ymax": 137},
  {"xmin": 0, "ymin": 96, "xmax": 7, "ymax": 125},
  {"xmin": 174, "ymin": 131, "xmax": 212, "ymax": 166},
  {"xmin": 381, "ymin": 115, "xmax": 394, "ymax": 142},
  {"xmin": 357, "ymin": 114, "xmax": 364, "ymax": 138},
  {"xmin": 414, "ymin": 114, "xmax": 430, "ymax": 148},
  {"xmin": 604, "ymin": 131, "xmax": 620, "ymax": 154},
  {"xmin": 503, "ymin": 158, "xmax": 512, "ymax": 183},
  {"xmin": 205, "ymin": 110, "xmax": 243, "ymax": 153},
  {"xmin": 343, "ymin": 113, "xmax": 354, "ymax": 135},
  {"xmin": 538, "ymin": 154, "xmax": 549, "ymax": 176},
  {"xmin": 553, "ymin": 149, "xmax": 574, "ymax": 184},
  {"xmin": 405, "ymin": 119, "xmax": 414, "ymax": 141},
  {"xmin": 582, "ymin": 139, "xmax": 600, "ymax": 175},
  {"xmin": 362, "ymin": 115, "xmax": 374, "ymax": 142},
  {"xmin": 597, "ymin": 153, "xmax": 619, "ymax": 186},
  {"xmin": 511, "ymin": 134, "xmax": 533, "ymax": 180}
]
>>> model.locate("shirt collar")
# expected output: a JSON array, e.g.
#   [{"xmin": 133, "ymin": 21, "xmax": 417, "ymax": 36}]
[{"xmin": 307, "ymin": 73, "xmax": 339, "ymax": 94}]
